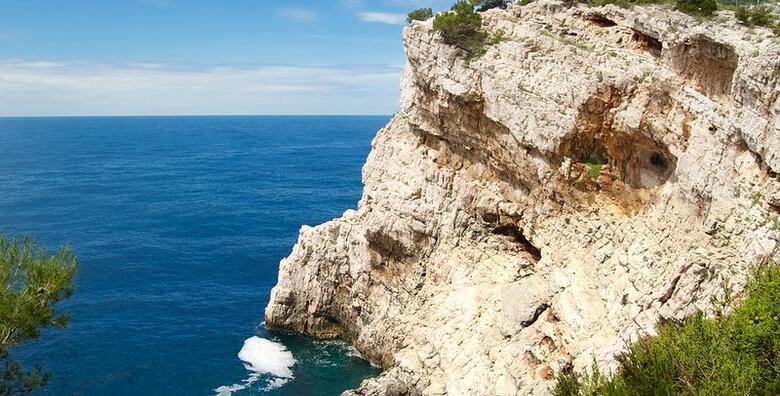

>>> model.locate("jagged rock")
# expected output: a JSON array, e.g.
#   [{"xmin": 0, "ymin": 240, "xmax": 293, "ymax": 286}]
[{"xmin": 265, "ymin": 2, "xmax": 780, "ymax": 395}]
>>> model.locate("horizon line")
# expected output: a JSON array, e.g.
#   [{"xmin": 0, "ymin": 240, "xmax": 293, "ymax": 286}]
[{"xmin": 0, "ymin": 114, "xmax": 394, "ymax": 119}]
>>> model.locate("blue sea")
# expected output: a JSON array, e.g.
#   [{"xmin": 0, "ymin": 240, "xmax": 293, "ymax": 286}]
[{"xmin": 0, "ymin": 116, "xmax": 387, "ymax": 396}]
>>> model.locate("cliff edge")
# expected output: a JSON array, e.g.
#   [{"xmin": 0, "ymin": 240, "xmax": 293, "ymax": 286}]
[{"xmin": 266, "ymin": 2, "xmax": 780, "ymax": 395}]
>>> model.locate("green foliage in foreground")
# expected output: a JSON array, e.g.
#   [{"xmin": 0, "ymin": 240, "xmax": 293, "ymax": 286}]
[
  {"xmin": 554, "ymin": 257, "xmax": 780, "ymax": 396},
  {"xmin": 0, "ymin": 236, "xmax": 77, "ymax": 395},
  {"xmin": 433, "ymin": 0, "xmax": 489, "ymax": 61},
  {"xmin": 407, "ymin": 7, "xmax": 433, "ymax": 23}
]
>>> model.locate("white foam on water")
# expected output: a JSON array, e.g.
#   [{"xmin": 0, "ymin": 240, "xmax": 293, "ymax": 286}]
[
  {"xmin": 214, "ymin": 336, "xmax": 296, "ymax": 395},
  {"xmin": 238, "ymin": 336, "xmax": 296, "ymax": 378},
  {"xmin": 261, "ymin": 377, "xmax": 290, "ymax": 391}
]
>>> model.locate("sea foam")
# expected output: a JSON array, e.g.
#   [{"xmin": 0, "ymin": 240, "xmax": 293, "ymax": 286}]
[
  {"xmin": 238, "ymin": 336, "xmax": 296, "ymax": 378},
  {"xmin": 214, "ymin": 336, "xmax": 296, "ymax": 395}
]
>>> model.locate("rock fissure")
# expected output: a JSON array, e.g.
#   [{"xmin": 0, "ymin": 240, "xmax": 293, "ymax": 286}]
[
  {"xmin": 520, "ymin": 304, "xmax": 551, "ymax": 328},
  {"xmin": 492, "ymin": 224, "xmax": 542, "ymax": 261}
]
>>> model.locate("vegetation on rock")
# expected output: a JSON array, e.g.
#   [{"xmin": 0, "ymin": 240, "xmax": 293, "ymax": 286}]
[
  {"xmin": 0, "ymin": 237, "xmax": 77, "ymax": 395},
  {"xmin": 433, "ymin": 0, "xmax": 490, "ymax": 61},
  {"xmin": 554, "ymin": 256, "xmax": 780, "ymax": 396},
  {"xmin": 675, "ymin": 0, "xmax": 718, "ymax": 17},
  {"xmin": 735, "ymin": 5, "xmax": 774, "ymax": 27},
  {"xmin": 588, "ymin": 0, "xmax": 717, "ymax": 18},
  {"xmin": 490, "ymin": 28, "xmax": 508, "ymax": 44},
  {"xmin": 584, "ymin": 161, "xmax": 604, "ymax": 182},
  {"xmin": 407, "ymin": 8, "xmax": 434, "ymax": 23},
  {"xmin": 588, "ymin": 0, "xmax": 661, "ymax": 8},
  {"xmin": 471, "ymin": 0, "xmax": 510, "ymax": 11}
]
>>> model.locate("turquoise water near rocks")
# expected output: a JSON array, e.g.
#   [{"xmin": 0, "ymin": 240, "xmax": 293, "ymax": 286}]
[{"xmin": 0, "ymin": 116, "xmax": 385, "ymax": 395}]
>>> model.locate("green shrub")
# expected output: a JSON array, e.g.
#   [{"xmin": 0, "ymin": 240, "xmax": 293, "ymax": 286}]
[
  {"xmin": 433, "ymin": 0, "xmax": 489, "ymax": 61},
  {"xmin": 471, "ymin": 0, "xmax": 509, "ymax": 11},
  {"xmin": 489, "ymin": 28, "xmax": 507, "ymax": 44},
  {"xmin": 751, "ymin": 6, "xmax": 774, "ymax": 26},
  {"xmin": 675, "ymin": 0, "xmax": 717, "ymax": 17},
  {"xmin": 584, "ymin": 161, "xmax": 603, "ymax": 182},
  {"xmin": 735, "ymin": 6, "xmax": 751, "ymax": 24},
  {"xmin": 588, "ymin": 0, "xmax": 662, "ymax": 9},
  {"xmin": 554, "ymin": 257, "xmax": 780, "ymax": 396},
  {"xmin": 735, "ymin": 6, "xmax": 775, "ymax": 27},
  {"xmin": 407, "ymin": 7, "xmax": 433, "ymax": 23}
]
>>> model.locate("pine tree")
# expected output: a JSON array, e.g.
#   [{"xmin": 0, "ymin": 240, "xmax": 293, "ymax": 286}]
[{"xmin": 0, "ymin": 237, "xmax": 77, "ymax": 395}]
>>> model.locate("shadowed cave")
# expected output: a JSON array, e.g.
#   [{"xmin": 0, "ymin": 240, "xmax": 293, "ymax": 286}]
[
  {"xmin": 671, "ymin": 35, "xmax": 738, "ymax": 101},
  {"xmin": 561, "ymin": 86, "xmax": 677, "ymax": 189}
]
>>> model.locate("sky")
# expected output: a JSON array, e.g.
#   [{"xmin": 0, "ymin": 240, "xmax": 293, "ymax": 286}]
[{"xmin": 0, "ymin": 0, "xmax": 452, "ymax": 116}]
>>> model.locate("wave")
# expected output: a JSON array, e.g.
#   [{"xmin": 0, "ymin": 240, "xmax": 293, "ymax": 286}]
[{"xmin": 214, "ymin": 336, "xmax": 296, "ymax": 395}]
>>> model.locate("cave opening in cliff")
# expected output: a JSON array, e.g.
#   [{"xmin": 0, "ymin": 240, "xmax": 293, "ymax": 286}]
[
  {"xmin": 651, "ymin": 152, "xmax": 667, "ymax": 168},
  {"xmin": 586, "ymin": 13, "xmax": 617, "ymax": 28},
  {"xmin": 602, "ymin": 132, "xmax": 677, "ymax": 189},
  {"xmin": 366, "ymin": 230, "xmax": 411, "ymax": 262},
  {"xmin": 562, "ymin": 86, "xmax": 678, "ymax": 189},
  {"xmin": 493, "ymin": 224, "xmax": 542, "ymax": 261},
  {"xmin": 632, "ymin": 30, "xmax": 662, "ymax": 58},
  {"xmin": 671, "ymin": 35, "xmax": 737, "ymax": 101}
]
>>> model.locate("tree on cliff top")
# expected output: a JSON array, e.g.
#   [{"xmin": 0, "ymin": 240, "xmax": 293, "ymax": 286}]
[
  {"xmin": 433, "ymin": 0, "xmax": 489, "ymax": 60},
  {"xmin": 0, "ymin": 237, "xmax": 77, "ymax": 395},
  {"xmin": 407, "ymin": 8, "xmax": 434, "ymax": 23}
]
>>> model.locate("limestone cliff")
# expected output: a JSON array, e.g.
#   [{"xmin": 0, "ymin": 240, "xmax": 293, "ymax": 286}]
[{"xmin": 265, "ymin": 2, "xmax": 780, "ymax": 395}]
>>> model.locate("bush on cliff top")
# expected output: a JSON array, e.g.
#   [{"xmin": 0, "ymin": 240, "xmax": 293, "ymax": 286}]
[
  {"xmin": 433, "ymin": 0, "xmax": 489, "ymax": 61},
  {"xmin": 407, "ymin": 7, "xmax": 433, "ymax": 23},
  {"xmin": 471, "ymin": 0, "xmax": 510, "ymax": 11},
  {"xmin": 554, "ymin": 256, "xmax": 780, "ymax": 396},
  {"xmin": 588, "ymin": 0, "xmax": 663, "ymax": 9},
  {"xmin": 675, "ymin": 0, "xmax": 717, "ymax": 17},
  {"xmin": 589, "ymin": 0, "xmax": 717, "ymax": 18}
]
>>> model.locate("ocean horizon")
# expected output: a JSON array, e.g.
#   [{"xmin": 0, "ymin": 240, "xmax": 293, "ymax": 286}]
[
  {"xmin": 0, "ymin": 115, "xmax": 393, "ymax": 119},
  {"xmin": 0, "ymin": 115, "xmax": 386, "ymax": 395}
]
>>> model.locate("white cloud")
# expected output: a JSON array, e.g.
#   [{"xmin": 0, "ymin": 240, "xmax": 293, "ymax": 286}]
[
  {"xmin": 358, "ymin": 12, "xmax": 407, "ymax": 25},
  {"xmin": 277, "ymin": 7, "xmax": 319, "ymax": 23},
  {"xmin": 0, "ymin": 61, "xmax": 401, "ymax": 116}
]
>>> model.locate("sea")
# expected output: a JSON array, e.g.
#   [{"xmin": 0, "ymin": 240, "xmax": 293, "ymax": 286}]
[{"xmin": 0, "ymin": 116, "xmax": 386, "ymax": 396}]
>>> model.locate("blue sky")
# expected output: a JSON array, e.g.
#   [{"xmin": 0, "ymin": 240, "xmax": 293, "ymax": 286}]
[{"xmin": 0, "ymin": 0, "xmax": 451, "ymax": 116}]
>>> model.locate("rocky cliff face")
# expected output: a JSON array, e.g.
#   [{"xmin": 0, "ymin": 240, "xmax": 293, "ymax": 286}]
[{"xmin": 265, "ymin": 2, "xmax": 780, "ymax": 395}]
